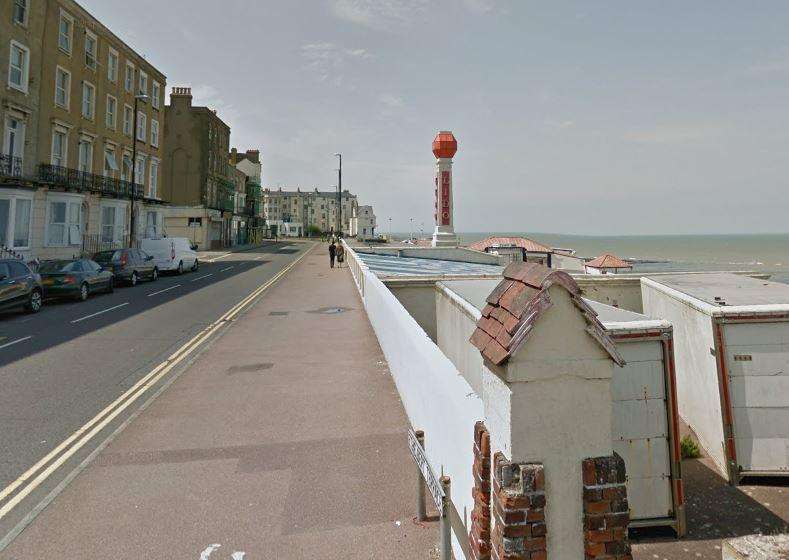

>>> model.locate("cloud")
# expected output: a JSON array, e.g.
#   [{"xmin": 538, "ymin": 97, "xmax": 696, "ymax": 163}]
[
  {"xmin": 462, "ymin": 0, "xmax": 498, "ymax": 15},
  {"xmin": 330, "ymin": 0, "xmax": 428, "ymax": 29},
  {"xmin": 547, "ymin": 120, "xmax": 575, "ymax": 130},
  {"xmin": 184, "ymin": 84, "xmax": 241, "ymax": 130},
  {"xmin": 622, "ymin": 122, "xmax": 728, "ymax": 146},
  {"xmin": 301, "ymin": 42, "xmax": 372, "ymax": 86},
  {"xmin": 379, "ymin": 93, "xmax": 405, "ymax": 108}
]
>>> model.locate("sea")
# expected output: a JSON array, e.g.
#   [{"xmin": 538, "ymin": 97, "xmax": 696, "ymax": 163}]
[{"xmin": 393, "ymin": 232, "xmax": 789, "ymax": 285}]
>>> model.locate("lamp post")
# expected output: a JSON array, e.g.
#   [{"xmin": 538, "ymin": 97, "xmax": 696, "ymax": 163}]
[
  {"xmin": 409, "ymin": 217, "xmax": 414, "ymax": 242},
  {"xmin": 388, "ymin": 217, "xmax": 392, "ymax": 240},
  {"xmin": 333, "ymin": 153, "xmax": 342, "ymax": 236},
  {"xmin": 129, "ymin": 92, "xmax": 149, "ymax": 247}
]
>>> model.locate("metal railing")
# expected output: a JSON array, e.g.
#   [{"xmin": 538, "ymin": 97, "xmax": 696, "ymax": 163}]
[
  {"xmin": 0, "ymin": 245, "xmax": 25, "ymax": 260},
  {"xmin": 81, "ymin": 233, "xmax": 137, "ymax": 257},
  {"xmin": 0, "ymin": 154, "xmax": 23, "ymax": 178},
  {"xmin": 39, "ymin": 164, "xmax": 145, "ymax": 199}
]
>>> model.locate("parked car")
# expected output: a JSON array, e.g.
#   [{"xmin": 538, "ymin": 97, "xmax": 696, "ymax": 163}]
[
  {"xmin": 38, "ymin": 258, "xmax": 114, "ymax": 301},
  {"xmin": 140, "ymin": 237, "xmax": 198, "ymax": 274},
  {"xmin": 0, "ymin": 259, "xmax": 43, "ymax": 313},
  {"xmin": 93, "ymin": 249, "xmax": 158, "ymax": 286}
]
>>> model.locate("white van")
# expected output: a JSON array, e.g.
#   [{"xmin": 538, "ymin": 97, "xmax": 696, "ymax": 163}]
[{"xmin": 140, "ymin": 238, "xmax": 198, "ymax": 274}]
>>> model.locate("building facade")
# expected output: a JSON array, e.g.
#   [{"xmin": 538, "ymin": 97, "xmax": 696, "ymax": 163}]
[
  {"xmin": 262, "ymin": 187, "xmax": 357, "ymax": 237},
  {"xmin": 349, "ymin": 204, "xmax": 376, "ymax": 240},
  {"xmin": 1, "ymin": 0, "xmax": 167, "ymax": 260},
  {"xmin": 161, "ymin": 87, "xmax": 232, "ymax": 250}
]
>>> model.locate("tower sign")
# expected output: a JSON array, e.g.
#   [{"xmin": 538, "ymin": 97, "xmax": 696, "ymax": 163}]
[{"xmin": 431, "ymin": 131, "xmax": 459, "ymax": 247}]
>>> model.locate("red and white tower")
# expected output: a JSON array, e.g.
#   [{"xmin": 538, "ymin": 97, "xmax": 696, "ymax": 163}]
[{"xmin": 432, "ymin": 131, "xmax": 459, "ymax": 247}]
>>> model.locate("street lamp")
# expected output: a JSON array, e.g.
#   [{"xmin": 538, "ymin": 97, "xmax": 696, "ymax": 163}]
[
  {"xmin": 129, "ymin": 92, "xmax": 149, "ymax": 246},
  {"xmin": 409, "ymin": 217, "xmax": 414, "ymax": 242},
  {"xmin": 388, "ymin": 217, "xmax": 392, "ymax": 240},
  {"xmin": 333, "ymin": 153, "xmax": 342, "ymax": 236}
]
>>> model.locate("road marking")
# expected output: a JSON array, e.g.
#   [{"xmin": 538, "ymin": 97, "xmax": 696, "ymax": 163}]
[
  {"xmin": 200, "ymin": 544, "xmax": 221, "ymax": 559},
  {"xmin": 147, "ymin": 284, "xmax": 181, "ymax": 297},
  {"xmin": 0, "ymin": 244, "xmax": 314, "ymax": 526},
  {"xmin": 220, "ymin": 266, "xmax": 234, "ymax": 272},
  {"xmin": 205, "ymin": 253, "xmax": 231, "ymax": 263},
  {"xmin": 70, "ymin": 303, "xmax": 129, "ymax": 324},
  {"xmin": 254, "ymin": 256, "xmax": 264, "ymax": 260},
  {"xmin": 190, "ymin": 274, "xmax": 213, "ymax": 283},
  {"xmin": 0, "ymin": 336, "xmax": 32, "ymax": 350}
]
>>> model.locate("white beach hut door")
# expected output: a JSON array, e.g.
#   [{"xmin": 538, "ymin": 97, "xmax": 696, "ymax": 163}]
[
  {"xmin": 611, "ymin": 340, "xmax": 673, "ymax": 520},
  {"xmin": 723, "ymin": 322, "xmax": 789, "ymax": 473}
]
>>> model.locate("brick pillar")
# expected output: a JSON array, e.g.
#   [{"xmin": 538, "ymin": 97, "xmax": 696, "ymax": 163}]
[
  {"xmin": 582, "ymin": 453, "xmax": 633, "ymax": 560},
  {"xmin": 491, "ymin": 453, "xmax": 547, "ymax": 560},
  {"xmin": 469, "ymin": 422, "xmax": 491, "ymax": 560}
]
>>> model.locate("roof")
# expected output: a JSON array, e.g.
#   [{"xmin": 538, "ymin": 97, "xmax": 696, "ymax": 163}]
[
  {"xmin": 356, "ymin": 252, "xmax": 503, "ymax": 278},
  {"xmin": 586, "ymin": 253, "xmax": 632, "ymax": 269},
  {"xmin": 469, "ymin": 262, "xmax": 624, "ymax": 366},
  {"xmin": 467, "ymin": 236, "xmax": 553, "ymax": 254},
  {"xmin": 646, "ymin": 273, "xmax": 789, "ymax": 307}
]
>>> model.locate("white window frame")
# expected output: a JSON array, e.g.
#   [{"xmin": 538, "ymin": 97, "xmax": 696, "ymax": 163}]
[
  {"xmin": 107, "ymin": 47, "xmax": 119, "ymax": 83},
  {"xmin": 134, "ymin": 154, "xmax": 146, "ymax": 187},
  {"xmin": 4, "ymin": 115, "xmax": 26, "ymax": 162},
  {"xmin": 152, "ymin": 81, "xmax": 161, "ymax": 109},
  {"xmin": 8, "ymin": 40, "xmax": 30, "ymax": 93},
  {"xmin": 150, "ymin": 119, "xmax": 159, "ymax": 147},
  {"xmin": 82, "ymin": 80, "xmax": 96, "ymax": 119},
  {"xmin": 45, "ymin": 193, "xmax": 84, "ymax": 247},
  {"xmin": 58, "ymin": 10, "xmax": 73, "ymax": 55},
  {"xmin": 13, "ymin": 0, "xmax": 29, "ymax": 27},
  {"xmin": 100, "ymin": 201, "xmax": 127, "ymax": 244},
  {"xmin": 0, "ymin": 191, "xmax": 33, "ymax": 250},
  {"xmin": 138, "ymin": 70, "xmax": 148, "ymax": 96},
  {"xmin": 54, "ymin": 65, "xmax": 71, "ymax": 109},
  {"xmin": 123, "ymin": 104, "xmax": 133, "ymax": 136},
  {"xmin": 136, "ymin": 111, "xmax": 147, "ymax": 142},
  {"xmin": 84, "ymin": 29, "xmax": 98, "ymax": 71},
  {"xmin": 148, "ymin": 158, "xmax": 159, "ymax": 199},
  {"xmin": 124, "ymin": 61, "xmax": 134, "ymax": 93},
  {"xmin": 121, "ymin": 151, "xmax": 132, "ymax": 182},
  {"xmin": 106, "ymin": 94, "xmax": 117, "ymax": 129},
  {"xmin": 51, "ymin": 127, "xmax": 69, "ymax": 167},
  {"xmin": 77, "ymin": 137, "xmax": 93, "ymax": 173},
  {"xmin": 103, "ymin": 145, "xmax": 118, "ymax": 178}
]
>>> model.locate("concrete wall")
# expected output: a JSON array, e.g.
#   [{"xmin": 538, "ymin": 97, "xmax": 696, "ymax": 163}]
[
  {"xmin": 386, "ymin": 281, "xmax": 438, "ymax": 342},
  {"xmin": 575, "ymin": 276, "xmax": 644, "ymax": 312},
  {"xmin": 345, "ymin": 243, "xmax": 483, "ymax": 560},
  {"xmin": 641, "ymin": 279, "xmax": 727, "ymax": 477},
  {"xmin": 436, "ymin": 283, "xmax": 484, "ymax": 396},
  {"xmin": 552, "ymin": 252, "xmax": 586, "ymax": 272},
  {"xmin": 356, "ymin": 246, "xmax": 506, "ymax": 266}
]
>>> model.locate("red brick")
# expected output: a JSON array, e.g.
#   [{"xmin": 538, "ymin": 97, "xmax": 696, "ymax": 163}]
[
  {"xmin": 526, "ymin": 509, "xmax": 545, "ymax": 522},
  {"xmin": 585, "ymin": 500, "xmax": 611, "ymax": 514},
  {"xmin": 530, "ymin": 551, "xmax": 547, "ymax": 560},
  {"xmin": 523, "ymin": 537, "xmax": 546, "ymax": 551},
  {"xmin": 582, "ymin": 458, "xmax": 597, "ymax": 485},
  {"xmin": 585, "ymin": 542, "xmax": 606, "ymax": 556},
  {"xmin": 586, "ymin": 529, "xmax": 613, "ymax": 543}
]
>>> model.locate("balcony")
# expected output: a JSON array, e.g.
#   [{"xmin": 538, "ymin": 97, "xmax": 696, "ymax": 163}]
[
  {"xmin": 38, "ymin": 164, "xmax": 151, "ymax": 200},
  {"xmin": 0, "ymin": 154, "xmax": 23, "ymax": 178}
]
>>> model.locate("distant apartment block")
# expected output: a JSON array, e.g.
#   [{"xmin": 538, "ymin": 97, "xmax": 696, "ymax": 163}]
[
  {"xmin": 350, "ymin": 205, "xmax": 376, "ymax": 240},
  {"xmin": 262, "ymin": 187, "xmax": 358, "ymax": 237},
  {"xmin": 0, "ymin": 0, "xmax": 167, "ymax": 260}
]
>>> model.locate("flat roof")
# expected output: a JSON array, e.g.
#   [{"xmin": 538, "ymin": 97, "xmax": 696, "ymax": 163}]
[
  {"xmin": 439, "ymin": 279, "xmax": 668, "ymax": 330},
  {"xmin": 647, "ymin": 273, "xmax": 789, "ymax": 307},
  {"xmin": 357, "ymin": 253, "xmax": 503, "ymax": 278}
]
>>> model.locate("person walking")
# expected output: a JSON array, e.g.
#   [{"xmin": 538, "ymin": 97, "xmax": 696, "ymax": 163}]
[
  {"xmin": 329, "ymin": 240, "xmax": 337, "ymax": 268},
  {"xmin": 336, "ymin": 242, "xmax": 345, "ymax": 268}
]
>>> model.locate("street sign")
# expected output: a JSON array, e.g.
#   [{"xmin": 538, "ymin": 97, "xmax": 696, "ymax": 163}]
[{"xmin": 408, "ymin": 429, "xmax": 444, "ymax": 513}]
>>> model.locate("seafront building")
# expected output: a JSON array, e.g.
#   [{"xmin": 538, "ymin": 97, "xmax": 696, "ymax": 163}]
[
  {"xmin": 261, "ymin": 187, "xmax": 359, "ymax": 237},
  {"xmin": 1, "ymin": 0, "xmax": 167, "ymax": 260},
  {"xmin": 349, "ymin": 204, "xmax": 377, "ymax": 240}
]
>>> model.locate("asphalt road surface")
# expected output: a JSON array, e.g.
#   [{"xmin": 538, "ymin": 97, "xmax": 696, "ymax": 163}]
[{"xmin": 0, "ymin": 241, "xmax": 313, "ymax": 542}]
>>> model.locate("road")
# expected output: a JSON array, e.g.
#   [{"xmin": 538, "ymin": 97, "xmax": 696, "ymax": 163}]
[{"xmin": 0, "ymin": 241, "xmax": 313, "ymax": 541}]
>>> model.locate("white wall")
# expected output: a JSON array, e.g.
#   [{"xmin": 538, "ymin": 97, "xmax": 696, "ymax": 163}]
[
  {"xmin": 388, "ymin": 283, "xmax": 438, "ymax": 342},
  {"xmin": 345, "ymin": 243, "xmax": 483, "ymax": 560},
  {"xmin": 436, "ymin": 284, "xmax": 485, "ymax": 396},
  {"xmin": 641, "ymin": 279, "xmax": 727, "ymax": 478}
]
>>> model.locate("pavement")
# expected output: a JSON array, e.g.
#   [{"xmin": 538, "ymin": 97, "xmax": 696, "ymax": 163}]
[{"xmin": 0, "ymin": 243, "xmax": 438, "ymax": 559}]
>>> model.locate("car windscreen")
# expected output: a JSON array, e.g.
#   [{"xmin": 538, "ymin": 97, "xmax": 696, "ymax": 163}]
[
  {"xmin": 38, "ymin": 260, "xmax": 74, "ymax": 273},
  {"xmin": 93, "ymin": 251, "xmax": 121, "ymax": 263}
]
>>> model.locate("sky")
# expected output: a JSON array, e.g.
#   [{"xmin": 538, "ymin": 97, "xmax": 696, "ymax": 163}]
[{"xmin": 81, "ymin": 0, "xmax": 789, "ymax": 235}]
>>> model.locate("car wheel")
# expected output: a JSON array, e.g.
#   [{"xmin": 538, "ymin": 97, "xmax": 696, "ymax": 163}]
[
  {"xmin": 191, "ymin": 259, "xmax": 199, "ymax": 272},
  {"xmin": 130, "ymin": 271, "xmax": 138, "ymax": 286},
  {"xmin": 26, "ymin": 289, "xmax": 42, "ymax": 313},
  {"xmin": 152, "ymin": 268, "xmax": 159, "ymax": 281},
  {"xmin": 78, "ymin": 283, "xmax": 89, "ymax": 302},
  {"xmin": 177, "ymin": 261, "xmax": 184, "ymax": 275}
]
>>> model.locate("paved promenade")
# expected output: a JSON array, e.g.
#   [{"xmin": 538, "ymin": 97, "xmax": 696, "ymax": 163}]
[{"xmin": 1, "ymin": 244, "xmax": 437, "ymax": 559}]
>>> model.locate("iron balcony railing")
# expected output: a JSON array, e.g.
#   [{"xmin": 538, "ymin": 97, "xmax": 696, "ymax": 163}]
[
  {"xmin": 0, "ymin": 154, "xmax": 23, "ymax": 178},
  {"xmin": 39, "ymin": 164, "xmax": 144, "ymax": 199}
]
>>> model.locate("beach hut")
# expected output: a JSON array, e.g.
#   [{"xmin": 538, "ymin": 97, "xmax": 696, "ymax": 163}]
[
  {"xmin": 585, "ymin": 253, "xmax": 633, "ymax": 275},
  {"xmin": 642, "ymin": 273, "xmax": 789, "ymax": 484}
]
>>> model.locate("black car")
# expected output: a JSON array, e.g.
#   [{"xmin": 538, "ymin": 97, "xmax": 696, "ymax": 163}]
[
  {"xmin": 39, "ymin": 258, "xmax": 114, "ymax": 301},
  {"xmin": 0, "ymin": 259, "xmax": 43, "ymax": 313},
  {"xmin": 93, "ymin": 249, "xmax": 158, "ymax": 286}
]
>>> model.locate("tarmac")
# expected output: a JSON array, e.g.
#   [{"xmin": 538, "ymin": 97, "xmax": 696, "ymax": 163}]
[{"xmin": 1, "ymin": 243, "xmax": 438, "ymax": 559}]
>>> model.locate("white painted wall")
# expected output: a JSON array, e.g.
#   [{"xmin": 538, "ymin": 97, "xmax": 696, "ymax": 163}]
[
  {"xmin": 345, "ymin": 243, "xmax": 483, "ymax": 560},
  {"xmin": 436, "ymin": 283, "xmax": 485, "ymax": 396},
  {"xmin": 388, "ymin": 283, "xmax": 438, "ymax": 342},
  {"xmin": 641, "ymin": 279, "xmax": 728, "ymax": 478}
]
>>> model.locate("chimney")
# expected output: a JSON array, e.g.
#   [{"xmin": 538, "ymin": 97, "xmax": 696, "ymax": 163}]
[
  {"xmin": 230, "ymin": 147, "xmax": 238, "ymax": 164},
  {"xmin": 245, "ymin": 149, "xmax": 260, "ymax": 164},
  {"xmin": 170, "ymin": 86, "xmax": 193, "ymax": 108}
]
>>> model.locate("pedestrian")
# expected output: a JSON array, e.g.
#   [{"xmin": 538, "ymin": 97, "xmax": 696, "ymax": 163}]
[
  {"xmin": 329, "ymin": 240, "xmax": 337, "ymax": 268},
  {"xmin": 336, "ymin": 242, "xmax": 345, "ymax": 268}
]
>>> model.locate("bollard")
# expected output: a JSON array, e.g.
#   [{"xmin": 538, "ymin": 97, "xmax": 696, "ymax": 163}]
[
  {"xmin": 440, "ymin": 476, "xmax": 451, "ymax": 560},
  {"xmin": 415, "ymin": 430, "xmax": 427, "ymax": 521}
]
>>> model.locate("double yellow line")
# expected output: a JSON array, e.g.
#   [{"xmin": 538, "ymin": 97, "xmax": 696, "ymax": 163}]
[{"xmin": 0, "ymin": 244, "xmax": 314, "ymax": 522}]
